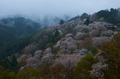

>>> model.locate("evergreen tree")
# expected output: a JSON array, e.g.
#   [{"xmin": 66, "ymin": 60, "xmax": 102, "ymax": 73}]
[
  {"xmin": 60, "ymin": 20, "xmax": 64, "ymax": 24},
  {"xmin": 80, "ymin": 13, "xmax": 89, "ymax": 19},
  {"xmin": 84, "ymin": 17, "xmax": 90, "ymax": 25},
  {"xmin": 11, "ymin": 55, "xmax": 17, "ymax": 68},
  {"xmin": 54, "ymin": 29, "xmax": 59, "ymax": 37}
]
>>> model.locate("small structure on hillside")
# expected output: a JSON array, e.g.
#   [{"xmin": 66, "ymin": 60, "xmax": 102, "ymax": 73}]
[
  {"xmin": 104, "ymin": 23, "xmax": 120, "ymax": 30},
  {"xmin": 104, "ymin": 23, "xmax": 114, "ymax": 30}
]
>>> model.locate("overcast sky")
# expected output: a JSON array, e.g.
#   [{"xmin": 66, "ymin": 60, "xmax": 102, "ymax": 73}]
[{"xmin": 0, "ymin": 0, "xmax": 119, "ymax": 18}]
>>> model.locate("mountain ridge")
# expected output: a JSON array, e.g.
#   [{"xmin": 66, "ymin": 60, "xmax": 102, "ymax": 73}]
[{"xmin": 0, "ymin": 8, "xmax": 120, "ymax": 79}]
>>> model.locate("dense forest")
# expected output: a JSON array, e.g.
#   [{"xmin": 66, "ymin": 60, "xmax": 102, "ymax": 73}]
[
  {"xmin": 97, "ymin": 8, "xmax": 120, "ymax": 24},
  {"xmin": 0, "ymin": 17, "xmax": 41, "ymax": 46},
  {"xmin": 0, "ymin": 8, "xmax": 120, "ymax": 79}
]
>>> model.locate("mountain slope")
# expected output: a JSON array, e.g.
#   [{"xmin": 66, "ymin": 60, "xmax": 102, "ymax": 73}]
[
  {"xmin": 13, "ymin": 9, "xmax": 120, "ymax": 78},
  {"xmin": 0, "ymin": 17, "xmax": 41, "ymax": 46},
  {"xmin": 0, "ymin": 8, "xmax": 120, "ymax": 79}
]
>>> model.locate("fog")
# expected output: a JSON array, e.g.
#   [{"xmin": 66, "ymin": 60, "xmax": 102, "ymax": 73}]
[{"xmin": 0, "ymin": 0, "xmax": 119, "ymax": 18}]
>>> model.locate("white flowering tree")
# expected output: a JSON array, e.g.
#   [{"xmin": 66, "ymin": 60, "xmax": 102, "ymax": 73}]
[
  {"xmin": 92, "ymin": 36, "xmax": 112, "ymax": 48},
  {"xmin": 100, "ymin": 30, "xmax": 113, "ymax": 37},
  {"xmin": 75, "ymin": 32, "xmax": 89, "ymax": 40},
  {"xmin": 89, "ymin": 29, "xmax": 100, "ymax": 37},
  {"xmin": 90, "ymin": 50, "xmax": 108, "ymax": 79},
  {"xmin": 55, "ymin": 54, "xmax": 80, "ymax": 71}
]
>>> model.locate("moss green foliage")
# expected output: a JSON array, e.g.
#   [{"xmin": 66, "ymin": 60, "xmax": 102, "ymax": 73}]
[
  {"xmin": 17, "ymin": 63, "xmax": 69, "ymax": 79},
  {"xmin": 100, "ymin": 33, "xmax": 120, "ymax": 79},
  {"xmin": 73, "ymin": 55, "xmax": 95, "ymax": 79},
  {"xmin": 17, "ymin": 68, "xmax": 41, "ymax": 79},
  {"xmin": 0, "ymin": 66, "xmax": 17, "ymax": 79},
  {"xmin": 15, "ymin": 61, "xmax": 26, "ymax": 73}
]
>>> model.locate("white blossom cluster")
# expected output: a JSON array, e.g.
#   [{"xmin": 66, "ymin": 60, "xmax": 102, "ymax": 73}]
[{"xmin": 90, "ymin": 50, "xmax": 108, "ymax": 79}]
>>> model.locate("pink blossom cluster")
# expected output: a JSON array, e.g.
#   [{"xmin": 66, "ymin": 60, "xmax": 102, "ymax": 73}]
[
  {"xmin": 22, "ymin": 43, "xmax": 36, "ymax": 54},
  {"xmin": 25, "ymin": 57, "xmax": 38, "ymax": 68},
  {"xmin": 74, "ymin": 25, "xmax": 83, "ymax": 32},
  {"xmin": 90, "ymin": 50, "xmax": 108, "ymax": 79},
  {"xmin": 44, "ymin": 47, "xmax": 52, "ymax": 54},
  {"xmin": 101, "ymin": 30, "xmax": 113, "ymax": 37},
  {"xmin": 89, "ymin": 29, "xmax": 100, "ymax": 37},
  {"xmin": 74, "ymin": 25, "xmax": 92, "ymax": 33},
  {"xmin": 88, "ymin": 22, "xmax": 106, "ymax": 31},
  {"xmin": 55, "ymin": 54, "xmax": 80, "ymax": 71},
  {"xmin": 26, "ymin": 57, "xmax": 37, "ymax": 64},
  {"xmin": 54, "ymin": 40, "xmax": 61, "ymax": 48},
  {"xmin": 17, "ymin": 54, "xmax": 32, "ymax": 62},
  {"xmin": 60, "ymin": 37, "xmax": 78, "ymax": 51},
  {"xmin": 94, "ymin": 50, "xmax": 107, "ymax": 63},
  {"xmin": 90, "ymin": 62, "xmax": 108, "ymax": 79},
  {"xmin": 75, "ymin": 32, "xmax": 88, "ymax": 40},
  {"xmin": 81, "ymin": 25, "xmax": 92, "ymax": 33},
  {"xmin": 34, "ymin": 50, "xmax": 41, "ymax": 58},
  {"xmin": 92, "ymin": 36, "xmax": 112, "ymax": 48},
  {"xmin": 65, "ymin": 33, "xmax": 74, "ymax": 38},
  {"xmin": 41, "ymin": 53, "xmax": 54, "ymax": 64},
  {"xmin": 41, "ymin": 47, "xmax": 54, "ymax": 63},
  {"xmin": 79, "ymin": 48, "xmax": 92, "ymax": 56}
]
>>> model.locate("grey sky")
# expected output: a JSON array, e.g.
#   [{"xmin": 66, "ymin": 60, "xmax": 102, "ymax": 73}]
[{"xmin": 0, "ymin": 0, "xmax": 119, "ymax": 18}]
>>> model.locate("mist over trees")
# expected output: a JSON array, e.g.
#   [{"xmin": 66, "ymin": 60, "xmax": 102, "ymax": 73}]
[{"xmin": 0, "ymin": 7, "xmax": 120, "ymax": 79}]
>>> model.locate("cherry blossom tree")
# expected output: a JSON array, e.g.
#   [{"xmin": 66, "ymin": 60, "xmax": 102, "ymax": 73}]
[
  {"xmin": 34, "ymin": 50, "xmax": 42, "ymax": 58},
  {"xmin": 22, "ymin": 43, "xmax": 37, "ymax": 54},
  {"xmin": 101, "ymin": 30, "xmax": 113, "ymax": 37},
  {"xmin": 65, "ymin": 33, "xmax": 74, "ymax": 38},
  {"xmin": 92, "ymin": 36, "xmax": 112, "ymax": 48},
  {"xmin": 81, "ymin": 25, "xmax": 92, "ymax": 33},
  {"xmin": 74, "ymin": 25, "xmax": 83, "ymax": 32},
  {"xmin": 75, "ymin": 32, "xmax": 89, "ymax": 40},
  {"xmin": 55, "ymin": 54, "xmax": 81, "ymax": 71},
  {"xmin": 90, "ymin": 50, "xmax": 108, "ymax": 79},
  {"xmin": 89, "ymin": 29, "xmax": 100, "ymax": 37},
  {"xmin": 17, "ymin": 54, "xmax": 32, "ymax": 62}
]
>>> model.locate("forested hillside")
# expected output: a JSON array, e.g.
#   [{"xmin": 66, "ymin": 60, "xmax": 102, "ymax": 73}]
[
  {"xmin": 0, "ymin": 17, "xmax": 41, "ymax": 59},
  {"xmin": 0, "ymin": 8, "xmax": 120, "ymax": 79},
  {"xmin": 0, "ymin": 17, "xmax": 41, "ymax": 46}
]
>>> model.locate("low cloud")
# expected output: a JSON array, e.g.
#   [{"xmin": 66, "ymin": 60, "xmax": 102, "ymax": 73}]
[{"xmin": 0, "ymin": 0, "xmax": 119, "ymax": 18}]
